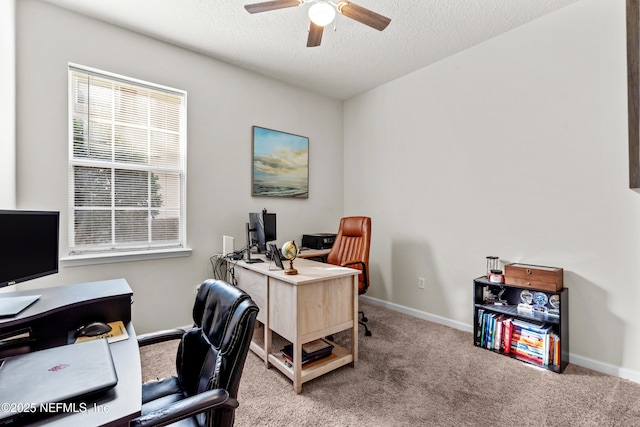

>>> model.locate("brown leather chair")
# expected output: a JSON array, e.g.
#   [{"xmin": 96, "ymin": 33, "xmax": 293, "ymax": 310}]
[
  {"xmin": 326, "ymin": 216, "xmax": 372, "ymax": 336},
  {"xmin": 131, "ymin": 279, "xmax": 258, "ymax": 427}
]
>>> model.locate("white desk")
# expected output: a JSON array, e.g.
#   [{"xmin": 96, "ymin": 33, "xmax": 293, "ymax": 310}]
[{"xmin": 230, "ymin": 255, "xmax": 360, "ymax": 393}]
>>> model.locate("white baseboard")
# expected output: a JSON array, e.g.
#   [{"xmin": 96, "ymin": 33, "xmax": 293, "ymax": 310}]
[
  {"xmin": 360, "ymin": 295, "xmax": 640, "ymax": 385},
  {"xmin": 361, "ymin": 295, "xmax": 473, "ymax": 334},
  {"xmin": 568, "ymin": 353, "xmax": 640, "ymax": 384}
]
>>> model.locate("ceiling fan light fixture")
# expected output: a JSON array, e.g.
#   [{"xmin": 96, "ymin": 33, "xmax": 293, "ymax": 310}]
[{"xmin": 308, "ymin": 1, "xmax": 335, "ymax": 27}]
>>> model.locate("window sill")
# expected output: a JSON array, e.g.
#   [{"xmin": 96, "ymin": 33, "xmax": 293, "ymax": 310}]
[{"xmin": 60, "ymin": 247, "xmax": 192, "ymax": 267}]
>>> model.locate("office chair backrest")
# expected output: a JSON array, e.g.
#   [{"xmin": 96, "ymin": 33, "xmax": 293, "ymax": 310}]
[
  {"xmin": 327, "ymin": 216, "xmax": 371, "ymax": 294},
  {"xmin": 176, "ymin": 279, "xmax": 258, "ymax": 427}
]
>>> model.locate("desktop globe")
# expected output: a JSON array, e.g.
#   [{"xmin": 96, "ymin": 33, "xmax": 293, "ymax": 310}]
[
  {"xmin": 281, "ymin": 240, "xmax": 299, "ymax": 259},
  {"xmin": 281, "ymin": 240, "xmax": 299, "ymax": 275}
]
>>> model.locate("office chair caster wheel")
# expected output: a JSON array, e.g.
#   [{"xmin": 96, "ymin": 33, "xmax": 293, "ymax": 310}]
[
  {"xmin": 365, "ymin": 330, "xmax": 372, "ymax": 337},
  {"xmin": 362, "ymin": 316, "xmax": 368, "ymax": 322}
]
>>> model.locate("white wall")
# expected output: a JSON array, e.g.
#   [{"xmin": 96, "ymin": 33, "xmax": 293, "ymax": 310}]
[
  {"xmin": 15, "ymin": 0, "xmax": 344, "ymax": 333},
  {"xmin": 345, "ymin": 0, "xmax": 640, "ymax": 379},
  {"xmin": 0, "ymin": 0, "xmax": 16, "ymax": 209}
]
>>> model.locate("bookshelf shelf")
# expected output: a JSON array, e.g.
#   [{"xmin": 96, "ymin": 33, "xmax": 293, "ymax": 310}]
[{"xmin": 473, "ymin": 276, "xmax": 569, "ymax": 373}]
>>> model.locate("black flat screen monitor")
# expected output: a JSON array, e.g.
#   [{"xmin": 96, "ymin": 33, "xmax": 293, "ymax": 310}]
[
  {"xmin": 249, "ymin": 212, "xmax": 276, "ymax": 253},
  {"xmin": 0, "ymin": 210, "xmax": 60, "ymax": 288}
]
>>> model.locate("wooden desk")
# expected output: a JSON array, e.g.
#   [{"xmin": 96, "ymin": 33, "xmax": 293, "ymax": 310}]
[
  {"xmin": 0, "ymin": 279, "xmax": 141, "ymax": 426},
  {"xmin": 231, "ymin": 255, "xmax": 360, "ymax": 393}
]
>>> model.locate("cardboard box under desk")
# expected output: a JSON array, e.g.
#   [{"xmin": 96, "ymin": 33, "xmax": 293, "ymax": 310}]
[{"xmin": 504, "ymin": 263, "xmax": 563, "ymax": 292}]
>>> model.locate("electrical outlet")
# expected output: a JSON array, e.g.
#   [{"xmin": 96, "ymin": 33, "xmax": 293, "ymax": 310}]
[{"xmin": 418, "ymin": 277, "xmax": 425, "ymax": 289}]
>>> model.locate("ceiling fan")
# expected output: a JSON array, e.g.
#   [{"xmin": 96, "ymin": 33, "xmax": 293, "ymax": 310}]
[{"xmin": 244, "ymin": 0, "xmax": 391, "ymax": 47}]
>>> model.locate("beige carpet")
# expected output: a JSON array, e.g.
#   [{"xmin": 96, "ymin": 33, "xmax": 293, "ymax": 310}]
[{"xmin": 140, "ymin": 300, "xmax": 640, "ymax": 426}]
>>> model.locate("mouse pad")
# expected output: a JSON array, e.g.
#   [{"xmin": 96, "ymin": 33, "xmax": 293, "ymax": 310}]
[{"xmin": 73, "ymin": 320, "xmax": 129, "ymax": 344}]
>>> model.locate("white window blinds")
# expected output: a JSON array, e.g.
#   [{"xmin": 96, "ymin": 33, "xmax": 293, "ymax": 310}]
[{"xmin": 68, "ymin": 65, "xmax": 186, "ymax": 255}]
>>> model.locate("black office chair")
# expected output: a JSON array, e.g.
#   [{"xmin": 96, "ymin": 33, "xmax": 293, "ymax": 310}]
[
  {"xmin": 131, "ymin": 279, "xmax": 258, "ymax": 427},
  {"xmin": 326, "ymin": 216, "xmax": 372, "ymax": 337}
]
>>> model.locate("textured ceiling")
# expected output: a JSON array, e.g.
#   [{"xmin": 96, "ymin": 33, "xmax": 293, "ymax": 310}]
[{"xmin": 40, "ymin": 0, "xmax": 581, "ymax": 100}]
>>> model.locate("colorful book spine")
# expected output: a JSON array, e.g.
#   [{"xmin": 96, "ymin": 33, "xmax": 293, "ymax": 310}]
[
  {"xmin": 494, "ymin": 315, "xmax": 504, "ymax": 351},
  {"xmin": 503, "ymin": 318, "xmax": 512, "ymax": 354}
]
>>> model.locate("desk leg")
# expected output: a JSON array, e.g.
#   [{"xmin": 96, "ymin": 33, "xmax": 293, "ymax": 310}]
[
  {"xmin": 264, "ymin": 325, "xmax": 272, "ymax": 368},
  {"xmin": 352, "ymin": 276, "xmax": 359, "ymax": 365},
  {"xmin": 293, "ymin": 341, "xmax": 303, "ymax": 394}
]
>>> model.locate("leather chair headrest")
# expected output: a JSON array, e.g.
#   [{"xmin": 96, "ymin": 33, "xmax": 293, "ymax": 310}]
[
  {"xmin": 341, "ymin": 216, "xmax": 369, "ymax": 237},
  {"xmin": 193, "ymin": 279, "xmax": 251, "ymax": 349}
]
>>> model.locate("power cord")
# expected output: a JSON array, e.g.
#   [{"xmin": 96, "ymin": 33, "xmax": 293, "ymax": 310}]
[{"xmin": 210, "ymin": 253, "xmax": 244, "ymax": 286}]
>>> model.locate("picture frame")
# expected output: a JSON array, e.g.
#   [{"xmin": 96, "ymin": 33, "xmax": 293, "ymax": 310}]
[
  {"xmin": 627, "ymin": 0, "xmax": 640, "ymax": 188},
  {"xmin": 251, "ymin": 126, "xmax": 309, "ymax": 198},
  {"xmin": 269, "ymin": 243, "xmax": 284, "ymax": 270}
]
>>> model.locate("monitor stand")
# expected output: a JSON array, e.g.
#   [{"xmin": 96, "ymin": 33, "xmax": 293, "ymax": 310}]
[
  {"xmin": 244, "ymin": 247, "xmax": 264, "ymax": 264},
  {"xmin": 245, "ymin": 222, "xmax": 264, "ymax": 264}
]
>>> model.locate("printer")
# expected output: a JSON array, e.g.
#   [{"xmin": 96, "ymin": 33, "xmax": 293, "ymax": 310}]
[{"xmin": 302, "ymin": 233, "xmax": 336, "ymax": 250}]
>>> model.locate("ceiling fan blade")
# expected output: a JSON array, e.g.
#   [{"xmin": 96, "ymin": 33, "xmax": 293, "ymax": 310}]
[
  {"xmin": 307, "ymin": 22, "xmax": 324, "ymax": 47},
  {"xmin": 244, "ymin": 0, "xmax": 302, "ymax": 14},
  {"xmin": 337, "ymin": 1, "xmax": 391, "ymax": 31}
]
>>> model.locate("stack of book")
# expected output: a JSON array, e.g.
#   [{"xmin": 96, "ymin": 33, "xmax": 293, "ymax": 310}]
[
  {"xmin": 475, "ymin": 311, "xmax": 560, "ymax": 367},
  {"xmin": 476, "ymin": 309, "xmax": 506, "ymax": 351},
  {"xmin": 281, "ymin": 339, "xmax": 334, "ymax": 365},
  {"xmin": 510, "ymin": 319, "xmax": 560, "ymax": 367}
]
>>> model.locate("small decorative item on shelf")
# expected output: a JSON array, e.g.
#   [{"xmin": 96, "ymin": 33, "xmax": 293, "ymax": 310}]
[
  {"xmin": 532, "ymin": 292, "xmax": 549, "ymax": 314},
  {"xmin": 496, "ymin": 286, "xmax": 508, "ymax": 305},
  {"xmin": 517, "ymin": 289, "xmax": 534, "ymax": 313},
  {"xmin": 281, "ymin": 240, "xmax": 300, "ymax": 275},
  {"xmin": 484, "ymin": 285, "xmax": 508, "ymax": 306},
  {"xmin": 548, "ymin": 294, "xmax": 560, "ymax": 317},
  {"xmin": 486, "ymin": 256, "xmax": 500, "ymax": 278},
  {"xmin": 488, "ymin": 269, "xmax": 504, "ymax": 284}
]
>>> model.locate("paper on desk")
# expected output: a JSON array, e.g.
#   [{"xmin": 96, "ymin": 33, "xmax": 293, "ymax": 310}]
[{"xmin": 74, "ymin": 320, "xmax": 129, "ymax": 344}]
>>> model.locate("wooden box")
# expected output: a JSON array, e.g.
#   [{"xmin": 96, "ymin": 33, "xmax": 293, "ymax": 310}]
[{"xmin": 504, "ymin": 263, "xmax": 563, "ymax": 292}]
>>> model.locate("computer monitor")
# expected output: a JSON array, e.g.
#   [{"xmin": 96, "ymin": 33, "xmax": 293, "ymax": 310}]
[
  {"xmin": 248, "ymin": 211, "xmax": 276, "ymax": 253},
  {"xmin": 0, "ymin": 210, "xmax": 59, "ymax": 288},
  {"xmin": 0, "ymin": 210, "xmax": 59, "ymax": 317}
]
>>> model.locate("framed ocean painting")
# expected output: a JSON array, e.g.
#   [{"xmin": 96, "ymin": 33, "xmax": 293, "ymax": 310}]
[{"xmin": 252, "ymin": 126, "xmax": 309, "ymax": 198}]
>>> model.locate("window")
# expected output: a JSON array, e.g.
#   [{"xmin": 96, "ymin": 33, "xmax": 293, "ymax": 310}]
[{"xmin": 68, "ymin": 64, "xmax": 186, "ymax": 257}]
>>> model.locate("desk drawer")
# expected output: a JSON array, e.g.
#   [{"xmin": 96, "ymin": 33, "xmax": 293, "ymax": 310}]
[{"xmin": 235, "ymin": 267, "xmax": 267, "ymax": 324}]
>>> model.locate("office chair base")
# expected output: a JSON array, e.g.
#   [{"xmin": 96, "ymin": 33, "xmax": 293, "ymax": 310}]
[
  {"xmin": 358, "ymin": 310, "xmax": 371, "ymax": 336},
  {"xmin": 359, "ymin": 320, "xmax": 372, "ymax": 336}
]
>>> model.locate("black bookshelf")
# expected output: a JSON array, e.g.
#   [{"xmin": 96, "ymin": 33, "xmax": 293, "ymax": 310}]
[{"xmin": 473, "ymin": 276, "xmax": 569, "ymax": 373}]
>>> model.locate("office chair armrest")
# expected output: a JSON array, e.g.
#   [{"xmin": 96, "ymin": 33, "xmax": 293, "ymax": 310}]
[
  {"xmin": 137, "ymin": 328, "xmax": 186, "ymax": 347},
  {"xmin": 340, "ymin": 260, "xmax": 368, "ymax": 286},
  {"xmin": 129, "ymin": 388, "xmax": 237, "ymax": 427}
]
